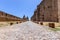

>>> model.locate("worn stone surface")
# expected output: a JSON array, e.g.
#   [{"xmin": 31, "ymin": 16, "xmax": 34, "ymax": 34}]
[{"xmin": 0, "ymin": 21, "xmax": 60, "ymax": 40}]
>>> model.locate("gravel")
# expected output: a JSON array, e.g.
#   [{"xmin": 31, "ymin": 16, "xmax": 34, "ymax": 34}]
[{"xmin": 0, "ymin": 21, "xmax": 60, "ymax": 40}]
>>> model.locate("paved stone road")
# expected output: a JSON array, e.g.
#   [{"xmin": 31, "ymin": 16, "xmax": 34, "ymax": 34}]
[{"xmin": 0, "ymin": 21, "xmax": 60, "ymax": 40}]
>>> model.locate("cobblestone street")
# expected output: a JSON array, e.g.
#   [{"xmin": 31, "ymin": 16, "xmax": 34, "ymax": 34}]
[{"xmin": 0, "ymin": 21, "xmax": 60, "ymax": 40}]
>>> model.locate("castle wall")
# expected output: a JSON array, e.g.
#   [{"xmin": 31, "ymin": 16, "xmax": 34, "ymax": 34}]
[
  {"xmin": 58, "ymin": 0, "xmax": 60, "ymax": 22},
  {"xmin": 0, "ymin": 11, "xmax": 21, "ymax": 21},
  {"xmin": 31, "ymin": 0, "xmax": 59, "ymax": 22}
]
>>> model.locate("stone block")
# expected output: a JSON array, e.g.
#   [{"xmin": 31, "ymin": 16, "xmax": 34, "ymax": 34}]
[
  {"xmin": 10, "ymin": 23, "xmax": 13, "ymax": 25},
  {"xmin": 49, "ymin": 23, "xmax": 55, "ymax": 28},
  {"xmin": 40, "ymin": 22, "xmax": 43, "ymax": 25},
  {"xmin": 16, "ymin": 22, "xmax": 18, "ymax": 24}
]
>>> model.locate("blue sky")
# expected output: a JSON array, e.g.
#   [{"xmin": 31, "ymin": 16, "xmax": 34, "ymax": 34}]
[{"xmin": 0, "ymin": 0, "xmax": 42, "ymax": 19}]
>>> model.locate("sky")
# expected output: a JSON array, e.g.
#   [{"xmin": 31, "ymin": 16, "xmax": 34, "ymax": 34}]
[{"xmin": 0, "ymin": 0, "xmax": 42, "ymax": 19}]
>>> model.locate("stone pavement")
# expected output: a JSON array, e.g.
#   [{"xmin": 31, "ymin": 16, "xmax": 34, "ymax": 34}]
[{"xmin": 0, "ymin": 21, "xmax": 60, "ymax": 40}]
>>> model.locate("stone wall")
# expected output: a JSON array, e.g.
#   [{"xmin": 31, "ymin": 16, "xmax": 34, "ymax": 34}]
[
  {"xmin": 31, "ymin": 10, "xmax": 38, "ymax": 21},
  {"xmin": 58, "ymin": 0, "xmax": 60, "ymax": 22},
  {"xmin": 31, "ymin": 0, "xmax": 59, "ymax": 22},
  {"xmin": 0, "ymin": 11, "xmax": 22, "ymax": 21}
]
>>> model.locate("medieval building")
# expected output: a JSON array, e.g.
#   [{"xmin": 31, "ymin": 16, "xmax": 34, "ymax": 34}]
[
  {"xmin": 23, "ymin": 15, "xmax": 29, "ymax": 22},
  {"xmin": 0, "ymin": 11, "xmax": 22, "ymax": 21},
  {"xmin": 31, "ymin": 0, "xmax": 60, "ymax": 22}
]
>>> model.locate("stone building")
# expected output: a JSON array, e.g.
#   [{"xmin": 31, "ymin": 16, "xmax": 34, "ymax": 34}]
[
  {"xmin": 23, "ymin": 15, "xmax": 29, "ymax": 22},
  {"xmin": 31, "ymin": 10, "xmax": 38, "ymax": 21},
  {"xmin": 31, "ymin": 0, "xmax": 60, "ymax": 22},
  {"xmin": 0, "ymin": 11, "xmax": 22, "ymax": 21}
]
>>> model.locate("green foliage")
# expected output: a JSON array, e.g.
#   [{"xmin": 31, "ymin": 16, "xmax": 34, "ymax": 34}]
[{"xmin": 50, "ymin": 27, "xmax": 60, "ymax": 31}]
